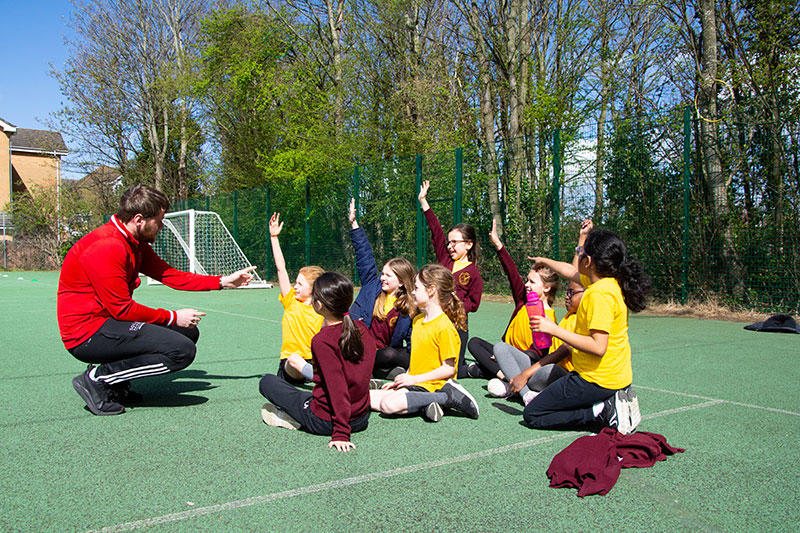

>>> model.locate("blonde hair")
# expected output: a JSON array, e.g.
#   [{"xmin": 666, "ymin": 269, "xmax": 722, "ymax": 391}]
[
  {"xmin": 372, "ymin": 257, "xmax": 417, "ymax": 320},
  {"xmin": 532, "ymin": 264, "xmax": 559, "ymax": 307},
  {"xmin": 417, "ymin": 264, "xmax": 467, "ymax": 331},
  {"xmin": 299, "ymin": 266, "xmax": 324, "ymax": 285}
]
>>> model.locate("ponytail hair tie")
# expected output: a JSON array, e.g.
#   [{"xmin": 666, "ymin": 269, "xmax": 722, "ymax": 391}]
[{"xmin": 343, "ymin": 312, "xmax": 349, "ymax": 317}]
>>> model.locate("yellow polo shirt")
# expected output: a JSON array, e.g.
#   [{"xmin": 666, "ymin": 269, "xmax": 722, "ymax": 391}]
[
  {"xmin": 408, "ymin": 313, "xmax": 460, "ymax": 392},
  {"xmin": 278, "ymin": 287, "xmax": 324, "ymax": 360}
]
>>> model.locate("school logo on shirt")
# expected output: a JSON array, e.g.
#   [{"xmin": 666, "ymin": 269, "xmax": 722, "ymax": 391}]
[
  {"xmin": 389, "ymin": 316, "xmax": 397, "ymax": 328},
  {"xmin": 458, "ymin": 271, "xmax": 471, "ymax": 285}
]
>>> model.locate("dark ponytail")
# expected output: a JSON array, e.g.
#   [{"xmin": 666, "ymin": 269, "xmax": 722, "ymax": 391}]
[
  {"xmin": 312, "ymin": 272, "xmax": 364, "ymax": 362},
  {"xmin": 584, "ymin": 228, "xmax": 652, "ymax": 313}
]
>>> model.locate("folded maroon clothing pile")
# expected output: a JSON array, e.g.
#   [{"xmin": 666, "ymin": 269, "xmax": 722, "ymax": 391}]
[{"xmin": 547, "ymin": 427, "xmax": 685, "ymax": 497}]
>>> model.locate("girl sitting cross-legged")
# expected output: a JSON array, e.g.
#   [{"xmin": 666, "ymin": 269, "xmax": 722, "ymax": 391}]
[{"xmin": 369, "ymin": 264, "xmax": 480, "ymax": 422}]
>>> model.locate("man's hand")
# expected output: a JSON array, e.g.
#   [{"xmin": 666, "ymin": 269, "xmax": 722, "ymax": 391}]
[
  {"xmin": 176, "ymin": 308, "xmax": 206, "ymax": 328},
  {"xmin": 221, "ymin": 266, "xmax": 257, "ymax": 288}
]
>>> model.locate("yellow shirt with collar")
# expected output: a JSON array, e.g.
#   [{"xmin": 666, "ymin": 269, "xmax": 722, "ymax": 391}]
[
  {"xmin": 278, "ymin": 287, "xmax": 324, "ymax": 360},
  {"xmin": 408, "ymin": 312, "xmax": 460, "ymax": 392},
  {"xmin": 571, "ymin": 277, "xmax": 631, "ymax": 389},
  {"xmin": 383, "ymin": 293, "xmax": 397, "ymax": 315},
  {"xmin": 452, "ymin": 258, "xmax": 471, "ymax": 273}
]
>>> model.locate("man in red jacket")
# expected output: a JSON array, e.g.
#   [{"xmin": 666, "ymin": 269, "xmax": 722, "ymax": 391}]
[{"xmin": 58, "ymin": 184, "xmax": 255, "ymax": 415}]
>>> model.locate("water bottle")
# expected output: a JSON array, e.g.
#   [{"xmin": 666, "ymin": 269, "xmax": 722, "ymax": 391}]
[{"xmin": 526, "ymin": 291, "xmax": 552, "ymax": 351}]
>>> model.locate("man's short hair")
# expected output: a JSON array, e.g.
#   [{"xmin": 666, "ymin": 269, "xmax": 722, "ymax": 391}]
[{"xmin": 117, "ymin": 184, "xmax": 170, "ymax": 222}]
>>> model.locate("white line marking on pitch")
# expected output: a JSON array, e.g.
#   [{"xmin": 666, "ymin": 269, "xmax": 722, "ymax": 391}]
[
  {"xmin": 91, "ymin": 400, "xmax": 718, "ymax": 532},
  {"xmin": 637, "ymin": 385, "xmax": 800, "ymax": 417}
]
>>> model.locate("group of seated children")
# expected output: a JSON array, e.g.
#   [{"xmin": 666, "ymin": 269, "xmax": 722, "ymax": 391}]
[{"xmin": 258, "ymin": 181, "xmax": 651, "ymax": 452}]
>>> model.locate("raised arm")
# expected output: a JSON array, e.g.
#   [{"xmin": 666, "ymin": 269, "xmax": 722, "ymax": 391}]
[
  {"xmin": 527, "ymin": 256, "xmax": 580, "ymax": 284},
  {"xmin": 348, "ymin": 199, "xmax": 381, "ymax": 324},
  {"xmin": 571, "ymin": 219, "xmax": 593, "ymax": 271},
  {"xmin": 417, "ymin": 179, "xmax": 431, "ymax": 212},
  {"xmin": 492, "ymin": 219, "xmax": 526, "ymax": 305},
  {"xmin": 269, "ymin": 213, "xmax": 292, "ymax": 297}
]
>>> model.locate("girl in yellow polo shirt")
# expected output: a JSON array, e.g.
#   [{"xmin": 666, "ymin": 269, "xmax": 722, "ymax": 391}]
[
  {"xmin": 369, "ymin": 264, "xmax": 480, "ymax": 422},
  {"xmin": 526, "ymin": 228, "xmax": 651, "ymax": 434},
  {"xmin": 269, "ymin": 213, "xmax": 324, "ymax": 384}
]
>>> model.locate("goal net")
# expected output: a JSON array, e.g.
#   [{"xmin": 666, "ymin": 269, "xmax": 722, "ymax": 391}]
[{"xmin": 147, "ymin": 209, "xmax": 271, "ymax": 288}]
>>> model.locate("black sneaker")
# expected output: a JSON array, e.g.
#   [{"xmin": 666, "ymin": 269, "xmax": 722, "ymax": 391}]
[
  {"xmin": 72, "ymin": 367, "xmax": 125, "ymax": 416},
  {"xmin": 423, "ymin": 402, "xmax": 444, "ymax": 422},
  {"xmin": 597, "ymin": 394, "xmax": 618, "ymax": 429},
  {"xmin": 440, "ymin": 380, "xmax": 479, "ymax": 419},
  {"xmin": 386, "ymin": 366, "xmax": 406, "ymax": 380},
  {"xmin": 466, "ymin": 363, "xmax": 487, "ymax": 379},
  {"xmin": 108, "ymin": 381, "xmax": 143, "ymax": 405}
]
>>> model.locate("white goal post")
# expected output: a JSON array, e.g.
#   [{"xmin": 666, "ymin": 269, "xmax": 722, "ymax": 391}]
[{"xmin": 147, "ymin": 209, "xmax": 271, "ymax": 288}]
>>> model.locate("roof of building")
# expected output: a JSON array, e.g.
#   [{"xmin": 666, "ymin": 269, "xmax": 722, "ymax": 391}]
[
  {"xmin": 78, "ymin": 165, "xmax": 122, "ymax": 184},
  {"xmin": 10, "ymin": 128, "xmax": 68, "ymax": 154},
  {"xmin": 0, "ymin": 117, "xmax": 17, "ymax": 132}
]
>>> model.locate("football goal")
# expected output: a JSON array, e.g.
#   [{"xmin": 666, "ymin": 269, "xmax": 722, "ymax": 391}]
[{"xmin": 148, "ymin": 209, "xmax": 271, "ymax": 288}]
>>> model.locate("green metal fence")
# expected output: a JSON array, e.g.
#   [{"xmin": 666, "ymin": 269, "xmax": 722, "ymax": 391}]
[{"xmin": 171, "ymin": 106, "xmax": 799, "ymax": 314}]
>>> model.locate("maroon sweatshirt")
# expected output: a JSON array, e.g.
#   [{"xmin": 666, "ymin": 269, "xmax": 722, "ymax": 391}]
[
  {"xmin": 310, "ymin": 321, "xmax": 377, "ymax": 442},
  {"xmin": 423, "ymin": 208, "xmax": 483, "ymax": 313}
]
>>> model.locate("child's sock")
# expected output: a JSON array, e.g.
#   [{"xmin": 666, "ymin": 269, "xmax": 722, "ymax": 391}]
[{"xmin": 406, "ymin": 391, "xmax": 447, "ymax": 414}]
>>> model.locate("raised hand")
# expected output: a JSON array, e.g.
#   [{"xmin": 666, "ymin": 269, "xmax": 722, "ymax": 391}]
[
  {"xmin": 489, "ymin": 219, "xmax": 503, "ymax": 250},
  {"xmin": 269, "ymin": 213, "xmax": 283, "ymax": 237},
  {"xmin": 417, "ymin": 180, "xmax": 431, "ymax": 211},
  {"xmin": 348, "ymin": 198, "xmax": 358, "ymax": 228}
]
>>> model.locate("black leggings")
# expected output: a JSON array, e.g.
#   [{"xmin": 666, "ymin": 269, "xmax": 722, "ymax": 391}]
[
  {"xmin": 259, "ymin": 374, "xmax": 370, "ymax": 436},
  {"xmin": 467, "ymin": 337, "xmax": 501, "ymax": 377},
  {"xmin": 373, "ymin": 347, "xmax": 411, "ymax": 378},
  {"xmin": 69, "ymin": 318, "xmax": 197, "ymax": 384}
]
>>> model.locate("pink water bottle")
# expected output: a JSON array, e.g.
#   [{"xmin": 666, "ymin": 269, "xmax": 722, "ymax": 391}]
[{"xmin": 526, "ymin": 291, "xmax": 552, "ymax": 351}]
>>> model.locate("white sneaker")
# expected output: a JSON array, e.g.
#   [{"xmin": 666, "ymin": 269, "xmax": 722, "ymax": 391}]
[
  {"xmin": 261, "ymin": 402, "xmax": 301, "ymax": 430},
  {"xmin": 614, "ymin": 390, "xmax": 632, "ymax": 434},
  {"xmin": 487, "ymin": 378, "xmax": 511, "ymax": 398},
  {"xmin": 626, "ymin": 387, "xmax": 641, "ymax": 432},
  {"xmin": 522, "ymin": 390, "xmax": 539, "ymax": 406}
]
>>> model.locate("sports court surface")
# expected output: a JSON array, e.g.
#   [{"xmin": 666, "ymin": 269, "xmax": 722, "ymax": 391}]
[{"xmin": 1, "ymin": 272, "xmax": 798, "ymax": 531}]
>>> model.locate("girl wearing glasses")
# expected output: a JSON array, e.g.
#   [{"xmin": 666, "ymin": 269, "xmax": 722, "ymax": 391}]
[
  {"xmin": 418, "ymin": 180, "xmax": 483, "ymax": 378},
  {"xmin": 526, "ymin": 227, "xmax": 651, "ymax": 434}
]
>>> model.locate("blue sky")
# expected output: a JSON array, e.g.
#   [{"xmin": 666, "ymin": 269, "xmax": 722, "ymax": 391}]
[{"xmin": 0, "ymin": 0, "xmax": 77, "ymax": 176}]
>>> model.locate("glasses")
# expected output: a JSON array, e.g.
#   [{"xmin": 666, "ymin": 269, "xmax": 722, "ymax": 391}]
[
  {"xmin": 565, "ymin": 288, "xmax": 584, "ymax": 298},
  {"xmin": 448, "ymin": 239, "xmax": 468, "ymax": 245}
]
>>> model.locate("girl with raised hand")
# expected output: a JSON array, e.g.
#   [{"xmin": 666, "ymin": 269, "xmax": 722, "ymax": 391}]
[
  {"xmin": 417, "ymin": 179, "xmax": 483, "ymax": 378},
  {"xmin": 369, "ymin": 264, "xmax": 480, "ymax": 422},
  {"xmin": 347, "ymin": 199, "xmax": 416, "ymax": 378},
  {"xmin": 525, "ymin": 228, "xmax": 651, "ymax": 434},
  {"xmin": 259, "ymin": 272, "xmax": 377, "ymax": 452},
  {"xmin": 466, "ymin": 219, "xmax": 559, "ymax": 392},
  {"xmin": 268, "ymin": 213, "xmax": 324, "ymax": 383}
]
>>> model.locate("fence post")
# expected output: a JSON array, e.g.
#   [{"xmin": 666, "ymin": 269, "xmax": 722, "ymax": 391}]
[
  {"xmin": 352, "ymin": 166, "xmax": 361, "ymax": 285},
  {"xmin": 454, "ymin": 147, "xmax": 463, "ymax": 224},
  {"xmin": 232, "ymin": 190, "xmax": 239, "ymax": 242},
  {"xmin": 415, "ymin": 154, "xmax": 424, "ymax": 270},
  {"xmin": 265, "ymin": 185, "xmax": 272, "ymax": 281},
  {"xmin": 205, "ymin": 195, "xmax": 210, "ymax": 212},
  {"xmin": 682, "ymin": 106, "xmax": 691, "ymax": 305},
  {"xmin": 305, "ymin": 179, "xmax": 311, "ymax": 265},
  {"xmin": 552, "ymin": 129, "xmax": 561, "ymax": 261}
]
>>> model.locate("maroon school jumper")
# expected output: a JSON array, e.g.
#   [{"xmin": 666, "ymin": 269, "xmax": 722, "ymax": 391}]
[
  {"xmin": 369, "ymin": 308, "xmax": 402, "ymax": 349},
  {"xmin": 423, "ymin": 208, "xmax": 483, "ymax": 313},
  {"xmin": 310, "ymin": 321, "xmax": 377, "ymax": 442},
  {"xmin": 57, "ymin": 214, "xmax": 221, "ymax": 349}
]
